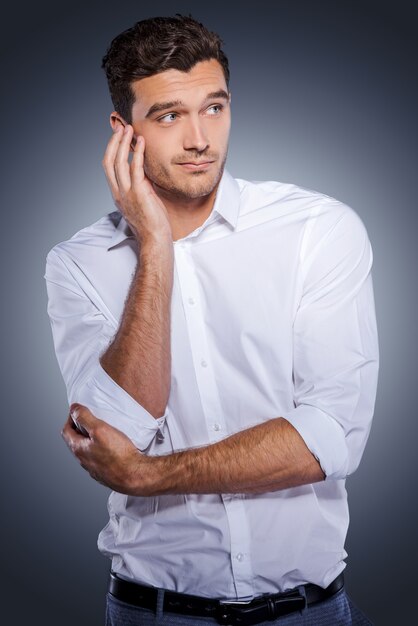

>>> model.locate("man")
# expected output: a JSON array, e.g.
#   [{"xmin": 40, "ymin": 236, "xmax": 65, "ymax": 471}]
[{"xmin": 45, "ymin": 14, "xmax": 379, "ymax": 626}]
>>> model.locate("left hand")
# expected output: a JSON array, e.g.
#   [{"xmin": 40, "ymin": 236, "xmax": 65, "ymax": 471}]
[{"xmin": 61, "ymin": 404, "xmax": 150, "ymax": 495}]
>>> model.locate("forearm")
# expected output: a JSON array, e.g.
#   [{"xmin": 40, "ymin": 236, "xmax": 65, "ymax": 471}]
[
  {"xmin": 100, "ymin": 236, "xmax": 174, "ymax": 418},
  {"xmin": 142, "ymin": 417, "xmax": 326, "ymax": 495}
]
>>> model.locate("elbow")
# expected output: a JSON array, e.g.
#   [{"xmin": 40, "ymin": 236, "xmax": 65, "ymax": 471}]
[
  {"xmin": 319, "ymin": 446, "xmax": 350, "ymax": 481},
  {"xmin": 322, "ymin": 447, "xmax": 367, "ymax": 481}
]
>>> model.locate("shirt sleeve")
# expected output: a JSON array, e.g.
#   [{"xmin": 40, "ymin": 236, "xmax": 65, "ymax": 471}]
[
  {"xmin": 44, "ymin": 248, "xmax": 167, "ymax": 451},
  {"xmin": 282, "ymin": 204, "xmax": 379, "ymax": 480}
]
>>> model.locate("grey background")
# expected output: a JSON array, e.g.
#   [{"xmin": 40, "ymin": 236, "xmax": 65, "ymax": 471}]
[{"xmin": 1, "ymin": 1, "xmax": 416, "ymax": 624}]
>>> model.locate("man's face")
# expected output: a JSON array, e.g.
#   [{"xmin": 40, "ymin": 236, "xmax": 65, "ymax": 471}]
[{"xmin": 128, "ymin": 59, "xmax": 231, "ymax": 200}]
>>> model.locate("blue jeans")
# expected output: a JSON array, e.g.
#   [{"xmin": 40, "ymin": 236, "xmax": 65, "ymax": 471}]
[{"xmin": 105, "ymin": 587, "xmax": 373, "ymax": 625}]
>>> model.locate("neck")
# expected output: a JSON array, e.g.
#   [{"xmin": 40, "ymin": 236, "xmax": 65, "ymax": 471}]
[{"xmin": 152, "ymin": 180, "xmax": 221, "ymax": 242}]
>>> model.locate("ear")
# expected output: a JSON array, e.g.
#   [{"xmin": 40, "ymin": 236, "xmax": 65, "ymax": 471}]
[
  {"xmin": 109, "ymin": 111, "xmax": 137, "ymax": 152},
  {"xmin": 109, "ymin": 111, "xmax": 126, "ymax": 132}
]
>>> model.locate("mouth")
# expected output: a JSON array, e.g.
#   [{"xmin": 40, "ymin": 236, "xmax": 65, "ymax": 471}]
[{"xmin": 176, "ymin": 161, "xmax": 215, "ymax": 171}]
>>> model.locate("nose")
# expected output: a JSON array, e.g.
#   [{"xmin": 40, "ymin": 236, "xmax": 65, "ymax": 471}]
[{"xmin": 183, "ymin": 115, "xmax": 209, "ymax": 153}]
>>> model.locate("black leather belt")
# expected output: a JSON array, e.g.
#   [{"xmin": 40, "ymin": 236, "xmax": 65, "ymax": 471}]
[{"xmin": 109, "ymin": 571, "xmax": 344, "ymax": 625}]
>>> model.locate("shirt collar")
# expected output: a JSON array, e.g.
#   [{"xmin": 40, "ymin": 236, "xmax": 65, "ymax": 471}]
[
  {"xmin": 211, "ymin": 168, "xmax": 241, "ymax": 230},
  {"xmin": 107, "ymin": 167, "xmax": 240, "ymax": 250},
  {"xmin": 107, "ymin": 212, "xmax": 135, "ymax": 250}
]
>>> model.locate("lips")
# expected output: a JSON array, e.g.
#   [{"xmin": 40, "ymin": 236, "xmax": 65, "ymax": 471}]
[
  {"xmin": 177, "ymin": 161, "xmax": 215, "ymax": 170},
  {"xmin": 178, "ymin": 161, "xmax": 214, "ymax": 165}
]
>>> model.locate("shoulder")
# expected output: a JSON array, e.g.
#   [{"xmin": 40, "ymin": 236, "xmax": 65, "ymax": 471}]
[
  {"xmin": 233, "ymin": 176, "xmax": 367, "ymax": 239},
  {"xmin": 46, "ymin": 211, "xmax": 120, "ymax": 265}
]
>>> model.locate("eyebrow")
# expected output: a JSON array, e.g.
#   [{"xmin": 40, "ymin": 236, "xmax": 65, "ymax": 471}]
[{"xmin": 144, "ymin": 89, "xmax": 230, "ymax": 119}]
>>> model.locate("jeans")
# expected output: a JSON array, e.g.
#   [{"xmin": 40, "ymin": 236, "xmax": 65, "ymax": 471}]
[{"xmin": 105, "ymin": 587, "xmax": 373, "ymax": 625}]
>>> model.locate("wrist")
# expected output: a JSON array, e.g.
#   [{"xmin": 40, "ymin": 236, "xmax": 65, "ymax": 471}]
[
  {"xmin": 134, "ymin": 451, "xmax": 184, "ymax": 497},
  {"xmin": 129, "ymin": 453, "xmax": 158, "ymax": 497},
  {"xmin": 139, "ymin": 233, "xmax": 173, "ymax": 258}
]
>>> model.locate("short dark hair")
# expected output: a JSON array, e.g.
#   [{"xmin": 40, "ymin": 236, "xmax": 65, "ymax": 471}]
[{"xmin": 101, "ymin": 14, "xmax": 230, "ymax": 124}]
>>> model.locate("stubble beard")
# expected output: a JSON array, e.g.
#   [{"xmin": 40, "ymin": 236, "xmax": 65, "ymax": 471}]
[{"xmin": 143, "ymin": 149, "xmax": 228, "ymax": 201}]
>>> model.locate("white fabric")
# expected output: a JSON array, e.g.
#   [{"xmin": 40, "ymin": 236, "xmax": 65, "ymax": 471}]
[{"xmin": 45, "ymin": 168, "xmax": 379, "ymax": 600}]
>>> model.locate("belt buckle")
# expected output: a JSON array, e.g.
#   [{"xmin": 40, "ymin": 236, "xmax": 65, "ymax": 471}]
[{"xmin": 217, "ymin": 590, "xmax": 306, "ymax": 626}]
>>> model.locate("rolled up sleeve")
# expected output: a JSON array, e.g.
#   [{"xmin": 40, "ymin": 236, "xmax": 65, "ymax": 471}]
[
  {"xmin": 45, "ymin": 248, "xmax": 167, "ymax": 451},
  {"xmin": 283, "ymin": 205, "xmax": 379, "ymax": 480}
]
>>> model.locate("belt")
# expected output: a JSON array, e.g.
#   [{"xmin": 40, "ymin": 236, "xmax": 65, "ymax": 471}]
[{"xmin": 109, "ymin": 571, "xmax": 344, "ymax": 626}]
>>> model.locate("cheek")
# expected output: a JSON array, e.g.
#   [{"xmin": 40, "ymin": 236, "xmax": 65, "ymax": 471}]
[
  {"xmin": 144, "ymin": 132, "xmax": 173, "ymax": 162},
  {"xmin": 214, "ymin": 129, "xmax": 230, "ymax": 153},
  {"xmin": 213, "ymin": 117, "xmax": 231, "ymax": 144},
  {"xmin": 142, "ymin": 140, "xmax": 172, "ymax": 178},
  {"xmin": 142, "ymin": 140, "xmax": 162, "ymax": 167}
]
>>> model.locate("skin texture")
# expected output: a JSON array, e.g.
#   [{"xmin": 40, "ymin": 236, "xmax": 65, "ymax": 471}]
[
  {"xmin": 99, "ymin": 59, "xmax": 231, "ymax": 415},
  {"xmin": 64, "ymin": 405, "xmax": 325, "ymax": 496},
  {"xmin": 61, "ymin": 58, "xmax": 326, "ymax": 495},
  {"xmin": 109, "ymin": 58, "xmax": 231, "ymax": 241}
]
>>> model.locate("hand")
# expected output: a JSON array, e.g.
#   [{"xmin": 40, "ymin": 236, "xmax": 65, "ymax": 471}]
[
  {"xmin": 62, "ymin": 404, "xmax": 152, "ymax": 495},
  {"xmin": 102, "ymin": 125, "xmax": 172, "ymax": 245}
]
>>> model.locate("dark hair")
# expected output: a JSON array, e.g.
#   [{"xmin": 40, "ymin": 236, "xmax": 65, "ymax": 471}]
[{"xmin": 101, "ymin": 14, "xmax": 230, "ymax": 124}]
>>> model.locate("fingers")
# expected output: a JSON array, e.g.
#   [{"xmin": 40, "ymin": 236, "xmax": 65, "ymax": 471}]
[
  {"xmin": 102, "ymin": 125, "xmax": 123, "ymax": 201},
  {"xmin": 61, "ymin": 414, "xmax": 88, "ymax": 453},
  {"xmin": 130, "ymin": 135, "xmax": 145, "ymax": 188},
  {"xmin": 61, "ymin": 414, "xmax": 75, "ymax": 445},
  {"xmin": 69, "ymin": 403, "xmax": 101, "ymax": 437},
  {"xmin": 102, "ymin": 124, "xmax": 174, "ymax": 245},
  {"xmin": 102, "ymin": 125, "xmax": 137, "ymax": 205},
  {"xmin": 114, "ymin": 125, "xmax": 134, "ymax": 190}
]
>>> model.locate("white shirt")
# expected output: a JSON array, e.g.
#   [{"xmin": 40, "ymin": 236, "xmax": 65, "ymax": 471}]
[{"xmin": 45, "ymin": 168, "xmax": 379, "ymax": 600}]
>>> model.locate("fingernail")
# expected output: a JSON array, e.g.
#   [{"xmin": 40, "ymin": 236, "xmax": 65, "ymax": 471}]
[
  {"xmin": 71, "ymin": 408, "xmax": 79, "ymax": 420},
  {"xmin": 124, "ymin": 125, "xmax": 130, "ymax": 134}
]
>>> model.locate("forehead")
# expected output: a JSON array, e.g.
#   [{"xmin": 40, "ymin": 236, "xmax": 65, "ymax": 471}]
[{"xmin": 131, "ymin": 59, "xmax": 227, "ymax": 118}]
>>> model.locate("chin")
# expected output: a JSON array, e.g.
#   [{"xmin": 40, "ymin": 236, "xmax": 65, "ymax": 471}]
[
  {"xmin": 157, "ymin": 166, "xmax": 224, "ymax": 200},
  {"xmin": 185, "ymin": 174, "xmax": 222, "ymax": 198},
  {"xmin": 146, "ymin": 154, "xmax": 227, "ymax": 199}
]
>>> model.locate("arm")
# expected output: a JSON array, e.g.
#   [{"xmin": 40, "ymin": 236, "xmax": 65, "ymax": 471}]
[
  {"xmin": 282, "ymin": 207, "xmax": 379, "ymax": 479},
  {"xmin": 45, "ymin": 126, "xmax": 174, "ymax": 449},
  {"xmin": 64, "ymin": 406, "xmax": 324, "ymax": 495},
  {"xmin": 62, "ymin": 201, "xmax": 378, "ymax": 493},
  {"xmin": 100, "ymin": 238, "xmax": 173, "ymax": 418},
  {"xmin": 100, "ymin": 125, "xmax": 174, "ymax": 418}
]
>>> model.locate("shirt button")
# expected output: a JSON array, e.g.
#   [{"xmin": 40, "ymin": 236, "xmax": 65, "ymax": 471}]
[
  {"xmin": 201, "ymin": 359, "xmax": 208, "ymax": 367},
  {"xmin": 188, "ymin": 297, "xmax": 195, "ymax": 305},
  {"xmin": 213, "ymin": 423, "xmax": 221, "ymax": 431},
  {"xmin": 236, "ymin": 553, "xmax": 244, "ymax": 562}
]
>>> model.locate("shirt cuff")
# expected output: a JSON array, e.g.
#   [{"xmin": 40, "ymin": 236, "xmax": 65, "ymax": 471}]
[
  {"xmin": 282, "ymin": 404, "xmax": 349, "ymax": 480},
  {"xmin": 72, "ymin": 362, "xmax": 168, "ymax": 451}
]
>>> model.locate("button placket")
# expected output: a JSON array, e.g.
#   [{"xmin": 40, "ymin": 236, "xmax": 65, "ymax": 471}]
[
  {"xmin": 174, "ymin": 243, "xmax": 227, "ymax": 444},
  {"xmin": 174, "ymin": 241, "xmax": 254, "ymax": 598},
  {"xmin": 222, "ymin": 496, "xmax": 255, "ymax": 598}
]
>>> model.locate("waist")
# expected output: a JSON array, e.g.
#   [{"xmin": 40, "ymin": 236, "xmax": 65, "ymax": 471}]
[
  {"xmin": 100, "ymin": 490, "xmax": 348, "ymax": 593},
  {"xmin": 109, "ymin": 571, "xmax": 345, "ymax": 625}
]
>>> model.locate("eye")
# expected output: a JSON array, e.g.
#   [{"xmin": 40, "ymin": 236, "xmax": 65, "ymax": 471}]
[
  {"xmin": 207, "ymin": 104, "xmax": 224, "ymax": 115},
  {"xmin": 158, "ymin": 112, "xmax": 178, "ymax": 124}
]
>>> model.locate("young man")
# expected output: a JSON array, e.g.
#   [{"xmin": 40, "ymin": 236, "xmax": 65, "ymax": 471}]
[{"xmin": 45, "ymin": 14, "xmax": 378, "ymax": 626}]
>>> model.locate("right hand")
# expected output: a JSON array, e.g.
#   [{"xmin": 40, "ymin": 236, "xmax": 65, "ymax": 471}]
[{"xmin": 102, "ymin": 124, "xmax": 172, "ymax": 245}]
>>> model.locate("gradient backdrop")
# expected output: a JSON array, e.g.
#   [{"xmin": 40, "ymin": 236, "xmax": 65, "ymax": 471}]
[{"xmin": 1, "ymin": 1, "xmax": 416, "ymax": 624}]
